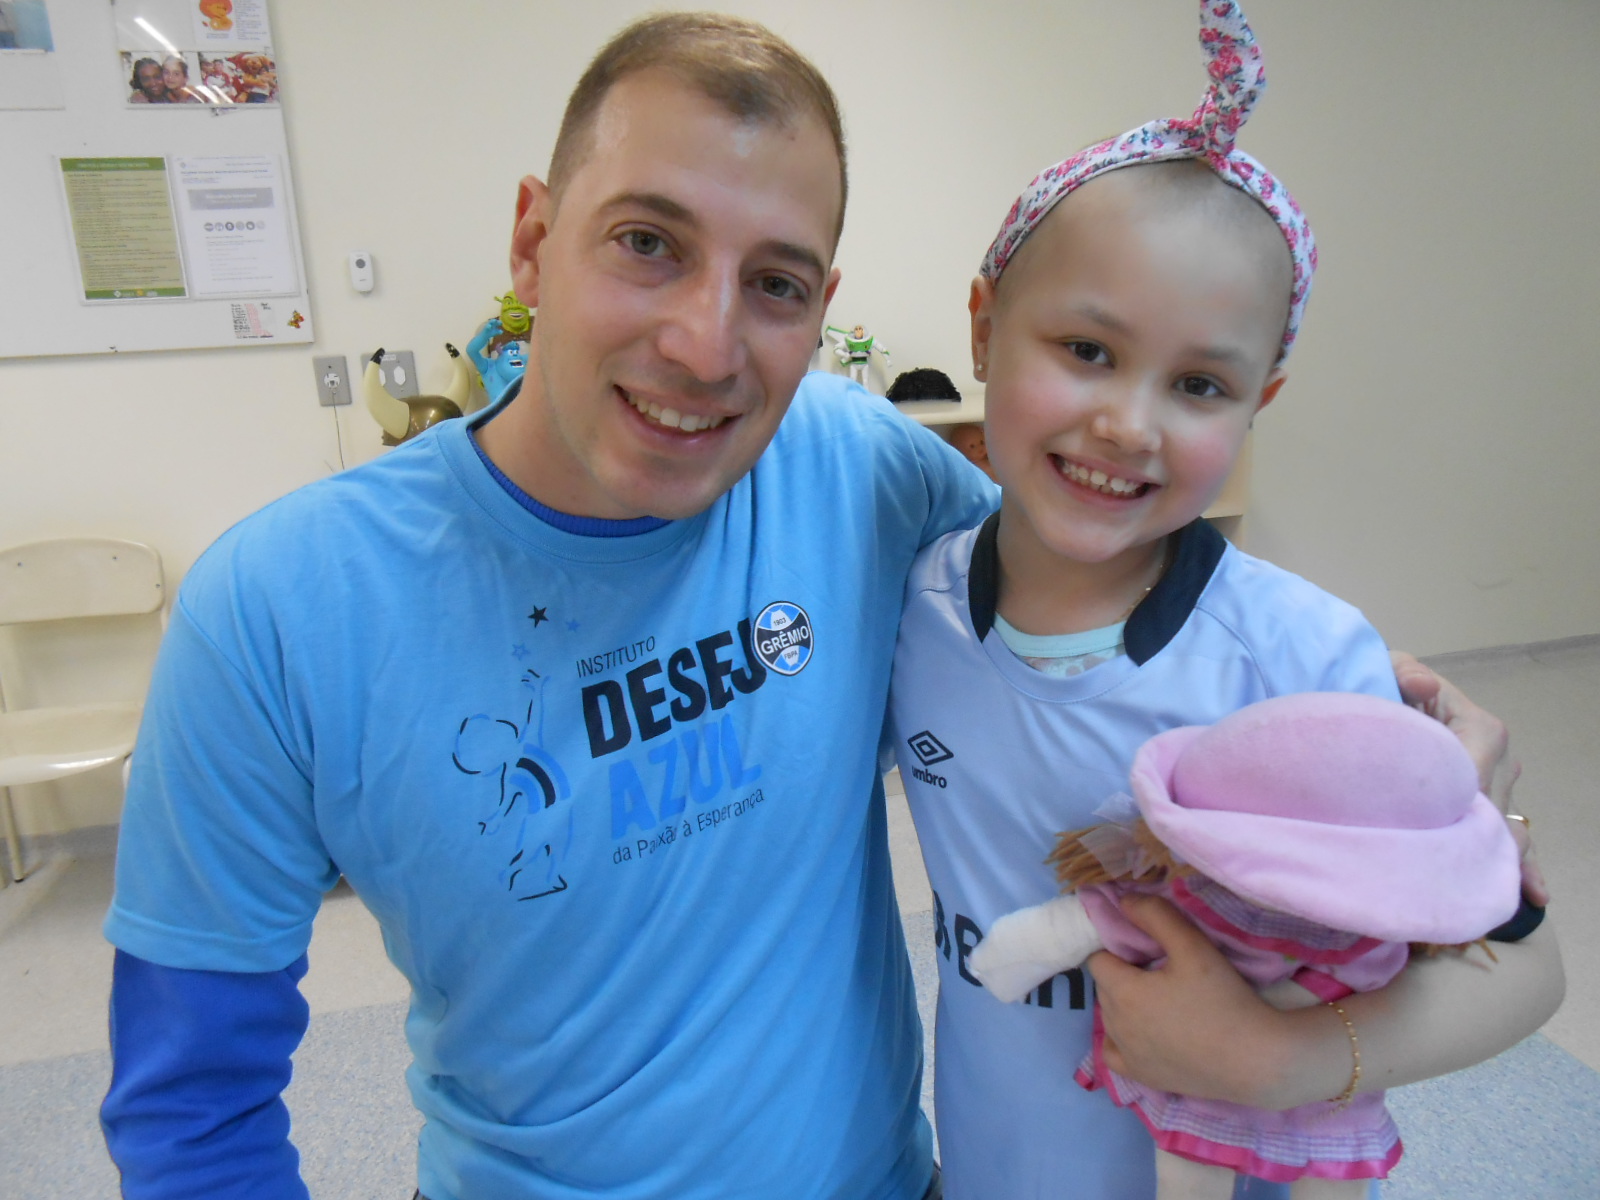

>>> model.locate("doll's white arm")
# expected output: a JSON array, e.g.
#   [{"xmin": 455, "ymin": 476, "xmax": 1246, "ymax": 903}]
[{"xmin": 968, "ymin": 895, "xmax": 1104, "ymax": 1004}]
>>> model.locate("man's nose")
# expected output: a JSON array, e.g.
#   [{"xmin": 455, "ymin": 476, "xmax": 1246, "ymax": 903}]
[{"xmin": 657, "ymin": 266, "xmax": 747, "ymax": 384}]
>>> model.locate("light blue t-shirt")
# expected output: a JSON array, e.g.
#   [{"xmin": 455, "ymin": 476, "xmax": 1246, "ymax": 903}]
[{"xmin": 106, "ymin": 372, "xmax": 997, "ymax": 1200}]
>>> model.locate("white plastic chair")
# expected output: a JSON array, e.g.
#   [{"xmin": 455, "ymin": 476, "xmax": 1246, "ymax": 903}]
[{"xmin": 0, "ymin": 538, "xmax": 164, "ymax": 882}]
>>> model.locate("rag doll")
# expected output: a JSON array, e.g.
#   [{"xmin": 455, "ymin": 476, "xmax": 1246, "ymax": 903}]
[{"xmin": 969, "ymin": 692, "xmax": 1523, "ymax": 1199}]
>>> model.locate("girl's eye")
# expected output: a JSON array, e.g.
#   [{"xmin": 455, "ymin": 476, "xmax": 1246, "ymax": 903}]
[
  {"xmin": 623, "ymin": 230, "xmax": 667, "ymax": 257},
  {"xmin": 1177, "ymin": 375, "xmax": 1224, "ymax": 399},
  {"xmin": 1065, "ymin": 340, "xmax": 1109, "ymax": 366}
]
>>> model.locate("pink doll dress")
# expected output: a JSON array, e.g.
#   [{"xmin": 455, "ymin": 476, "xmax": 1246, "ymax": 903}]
[{"xmin": 1073, "ymin": 874, "xmax": 1408, "ymax": 1182}]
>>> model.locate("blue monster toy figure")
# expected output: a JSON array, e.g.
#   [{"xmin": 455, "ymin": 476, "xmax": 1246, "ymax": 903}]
[{"xmin": 466, "ymin": 291, "xmax": 534, "ymax": 405}]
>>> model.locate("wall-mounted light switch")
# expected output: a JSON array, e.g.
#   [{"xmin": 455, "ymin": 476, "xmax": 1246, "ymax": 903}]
[
  {"xmin": 348, "ymin": 251, "xmax": 375, "ymax": 293},
  {"xmin": 314, "ymin": 355, "xmax": 351, "ymax": 406}
]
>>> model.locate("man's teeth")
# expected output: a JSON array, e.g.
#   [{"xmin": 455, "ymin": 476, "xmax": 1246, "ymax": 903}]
[
  {"xmin": 627, "ymin": 392, "xmax": 728, "ymax": 433},
  {"xmin": 1062, "ymin": 461, "xmax": 1147, "ymax": 496}
]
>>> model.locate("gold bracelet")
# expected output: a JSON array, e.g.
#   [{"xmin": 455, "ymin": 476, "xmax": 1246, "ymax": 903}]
[{"xmin": 1326, "ymin": 1001, "xmax": 1361, "ymax": 1110}]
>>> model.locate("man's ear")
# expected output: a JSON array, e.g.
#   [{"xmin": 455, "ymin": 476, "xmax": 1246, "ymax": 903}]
[
  {"xmin": 509, "ymin": 175, "xmax": 554, "ymax": 310},
  {"xmin": 969, "ymin": 276, "xmax": 997, "ymax": 381},
  {"xmin": 1256, "ymin": 369, "xmax": 1287, "ymax": 415},
  {"xmin": 821, "ymin": 266, "xmax": 842, "ymax": 313}
]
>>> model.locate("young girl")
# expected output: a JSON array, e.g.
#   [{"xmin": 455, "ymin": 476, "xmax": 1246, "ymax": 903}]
[{"xmin": 888, "ymin": 2, "xmax": 1552, "ymax": 1196}]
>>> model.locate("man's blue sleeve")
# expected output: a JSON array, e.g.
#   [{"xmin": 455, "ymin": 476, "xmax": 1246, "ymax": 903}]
[{"xmin": 102, "ymin": 949, "xmax": 312, "ymax": 1200}]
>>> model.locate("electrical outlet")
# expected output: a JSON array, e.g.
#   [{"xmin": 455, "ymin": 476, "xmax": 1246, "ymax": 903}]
[
  {"xmin": 369, "ymin": 349, "xmax": 420, "ymax": 399},
  {"xmin": 314, "ymin": 355, "xmax": 351, "ymax": 406}
]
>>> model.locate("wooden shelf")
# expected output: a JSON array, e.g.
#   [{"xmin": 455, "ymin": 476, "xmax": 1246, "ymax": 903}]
[{"xmin": 893, "ymin": 390, "xmax": 1251, "ymax": 524}]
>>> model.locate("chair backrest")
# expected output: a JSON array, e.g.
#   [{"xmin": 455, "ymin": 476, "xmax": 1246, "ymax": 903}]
[{"xmin": 0, "ymin": 539, "xmax": 164, "ymax": 626}]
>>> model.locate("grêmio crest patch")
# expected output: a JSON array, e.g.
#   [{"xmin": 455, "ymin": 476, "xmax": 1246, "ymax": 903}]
[{"xmin": 752, "ymin": 601, "xmax": 814, "ymax": 676}]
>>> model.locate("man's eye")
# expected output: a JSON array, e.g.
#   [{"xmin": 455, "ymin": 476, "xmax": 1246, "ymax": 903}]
[
  {"xmin": 1065, "ymin": 340, "xmax": 1108, "ymax": 365},
  {"xmin": 1177, "ymin": 375, "xmax": 1224, "ymax": 398},
  {"xmin": 757, "ymin": 274, "xmax": 803, "ymax": 301},
  {"xmin": 623, "ymin": 230, "xmax": 667, "ymax": 257}
]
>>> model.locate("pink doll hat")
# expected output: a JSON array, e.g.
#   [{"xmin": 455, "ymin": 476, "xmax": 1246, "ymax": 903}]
[{"xmin": 1131, "ymin": 692, "xmax": 1522, "ymax": 945}]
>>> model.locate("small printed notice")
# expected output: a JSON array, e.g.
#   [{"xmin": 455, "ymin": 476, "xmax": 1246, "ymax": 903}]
[
  {"xmin": 228, "ymin": 300, "xmax": 273, "ymax": 339},
  {"xmin": 173, "ymin": 155, "xmax": 297, "ymax": 296},
  {"xmin": 190, "ymin": 0, "xmax": 268, "ymax": 46},
  {"xmin": 59, "ymin": 157, "xmax": 186, "ymax": 300}
]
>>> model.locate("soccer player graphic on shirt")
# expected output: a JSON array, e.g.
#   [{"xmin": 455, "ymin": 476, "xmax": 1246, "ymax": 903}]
[{"xmin": 452, "ymin": 670, "xmax": 575, "ymax": 901}]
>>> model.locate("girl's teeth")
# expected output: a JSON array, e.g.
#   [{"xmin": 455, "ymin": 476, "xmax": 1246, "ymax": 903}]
[{"xmin": 1063, "ymin": 461, "xmax": 1146, "ymax": 496}]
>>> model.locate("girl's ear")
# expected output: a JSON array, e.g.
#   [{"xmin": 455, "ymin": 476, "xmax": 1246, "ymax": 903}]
[
  {"xmin": 969, "ymin": 276, "xmax": 997, "ymax": 382},
  {"xmin": 1256, "ymin": 369, "xmax": 1287, "ymax": 414}
]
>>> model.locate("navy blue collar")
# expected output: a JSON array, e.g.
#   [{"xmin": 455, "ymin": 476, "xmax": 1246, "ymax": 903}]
[
  {"xmin": 468, "ymin": 426, "xmax": 671, "ymax": 538},
  {"xmin": 967, "ymin": 514, "xmax": 1226, "ymax": 665}
]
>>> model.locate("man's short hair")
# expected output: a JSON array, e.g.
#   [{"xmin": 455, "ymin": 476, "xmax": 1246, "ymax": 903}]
[{"xmin": 548, "ymin": 12, "xmax": 848, "ymax": 242}]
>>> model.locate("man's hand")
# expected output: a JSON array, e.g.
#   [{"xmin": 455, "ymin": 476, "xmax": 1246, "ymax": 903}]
[
  {"xmin": 1390, "ymin": 651, "xmax": 1548, "ymax": 905},
  {"xmin": 1084, "ymin": 895, "xmax": 1332, "ymax": 1109},
  {"xmin": 1390, "ymin": 650, "xmax": 1516, "ymax": 801}
]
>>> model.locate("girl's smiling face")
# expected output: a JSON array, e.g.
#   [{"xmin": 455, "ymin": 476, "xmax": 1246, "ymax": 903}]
[{"xmin": 971, "ymin": 164, "xmax": 1292, "ymax": 574}]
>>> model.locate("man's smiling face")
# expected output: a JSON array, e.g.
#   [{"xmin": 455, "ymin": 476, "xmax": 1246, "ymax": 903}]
[{"xmin": 502, "ymin": 69, "xmax": 842, "ymax": 521}]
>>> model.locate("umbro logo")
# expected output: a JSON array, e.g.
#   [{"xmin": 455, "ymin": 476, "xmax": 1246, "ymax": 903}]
[
  {"xmin": 907, "ymin": 731, "xmax": 953, "ymax": 767},
  {"xmin": 906, "ymin": 731, "xmax": 953, "ymax": 789}
]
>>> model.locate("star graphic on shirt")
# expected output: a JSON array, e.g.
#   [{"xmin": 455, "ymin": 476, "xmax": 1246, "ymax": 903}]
[
  {"xmin": 566, "ymin": 619, "xmax": 581, "ymax": 632},
  {"xmin": 511, "ymin": 643, "xmax": 530, "ymax": 661},
  {"xmin": 528, "ymin": 606, "xmax": 549, "ymax": 626}
]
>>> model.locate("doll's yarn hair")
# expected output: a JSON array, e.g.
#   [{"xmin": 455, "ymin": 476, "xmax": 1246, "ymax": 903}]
[
  {"xmin": 1047, "ymin": 818, "xmax": 1195, "ymax": 891},
  {"xmin": 1051, "ymin": 818, "xmax": 1502, "ymax": 962}
]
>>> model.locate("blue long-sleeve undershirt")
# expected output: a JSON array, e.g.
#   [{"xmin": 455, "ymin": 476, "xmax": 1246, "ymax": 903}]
[{"xmin": 102, "ymin": 949, "xmax": 312, "ymax": 1200}]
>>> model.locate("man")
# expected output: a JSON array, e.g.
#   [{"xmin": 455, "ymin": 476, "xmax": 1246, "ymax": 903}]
[
  {"xmin": 103, "ymin": 16, "xmax": 991, "ymax": 1199},
  {"xmin": 101, "ymin": 13, "xmax": 1557, "ymax": 1200}
]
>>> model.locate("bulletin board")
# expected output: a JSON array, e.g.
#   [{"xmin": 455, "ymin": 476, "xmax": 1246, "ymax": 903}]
[{"xmin": 0, "ymin": 0, "xmax": 312, "ymax": 358}]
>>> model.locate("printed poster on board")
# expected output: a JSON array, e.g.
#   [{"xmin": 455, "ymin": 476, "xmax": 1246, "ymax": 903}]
[
  {"xmin": 0, "ymin": 0, "xmax": 64, "ymax": 109},
  {"xmin": 114, "ymin": 0, "xmax": 277, "ymax": 106}
]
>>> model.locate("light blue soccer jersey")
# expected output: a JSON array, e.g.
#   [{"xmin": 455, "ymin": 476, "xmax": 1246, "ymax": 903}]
[
  {"xmin": 891, "ymin": 515, "xmax": 1399, "ymax": 1200},
  {"xmin": 107, "ymin": 373, "xmax": 997, "ymax": 1200}
]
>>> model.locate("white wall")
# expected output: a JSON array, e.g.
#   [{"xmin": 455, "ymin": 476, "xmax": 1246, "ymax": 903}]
[{"xmin": 2, "ymin": 0, "xmax": 1597, "ymax": 831}]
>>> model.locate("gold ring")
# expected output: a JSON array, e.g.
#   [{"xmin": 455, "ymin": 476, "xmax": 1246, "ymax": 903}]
[{"xmin": 1505, "ymin": 813, "xmax": 1531, "ymax": 831}]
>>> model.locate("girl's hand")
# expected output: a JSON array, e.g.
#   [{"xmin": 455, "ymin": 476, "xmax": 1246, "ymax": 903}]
[{"xmin": 1085, "ymin": 895, "xmax": 1341, "ymax": 1109}]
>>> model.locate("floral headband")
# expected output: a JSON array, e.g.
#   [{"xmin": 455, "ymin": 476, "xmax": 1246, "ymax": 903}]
[{"xmin": 979, "ymin": 0, "xmax": 1316, "ymax": 360}]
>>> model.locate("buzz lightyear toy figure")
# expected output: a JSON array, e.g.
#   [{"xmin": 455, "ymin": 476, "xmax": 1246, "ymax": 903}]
[
  {"xmin": 824, "ymin": 324, "xmax": 891, "ymax": 389},
  {"xmin": 466, "ymin": 291, "xmax": 534, "ymax": 406}
]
